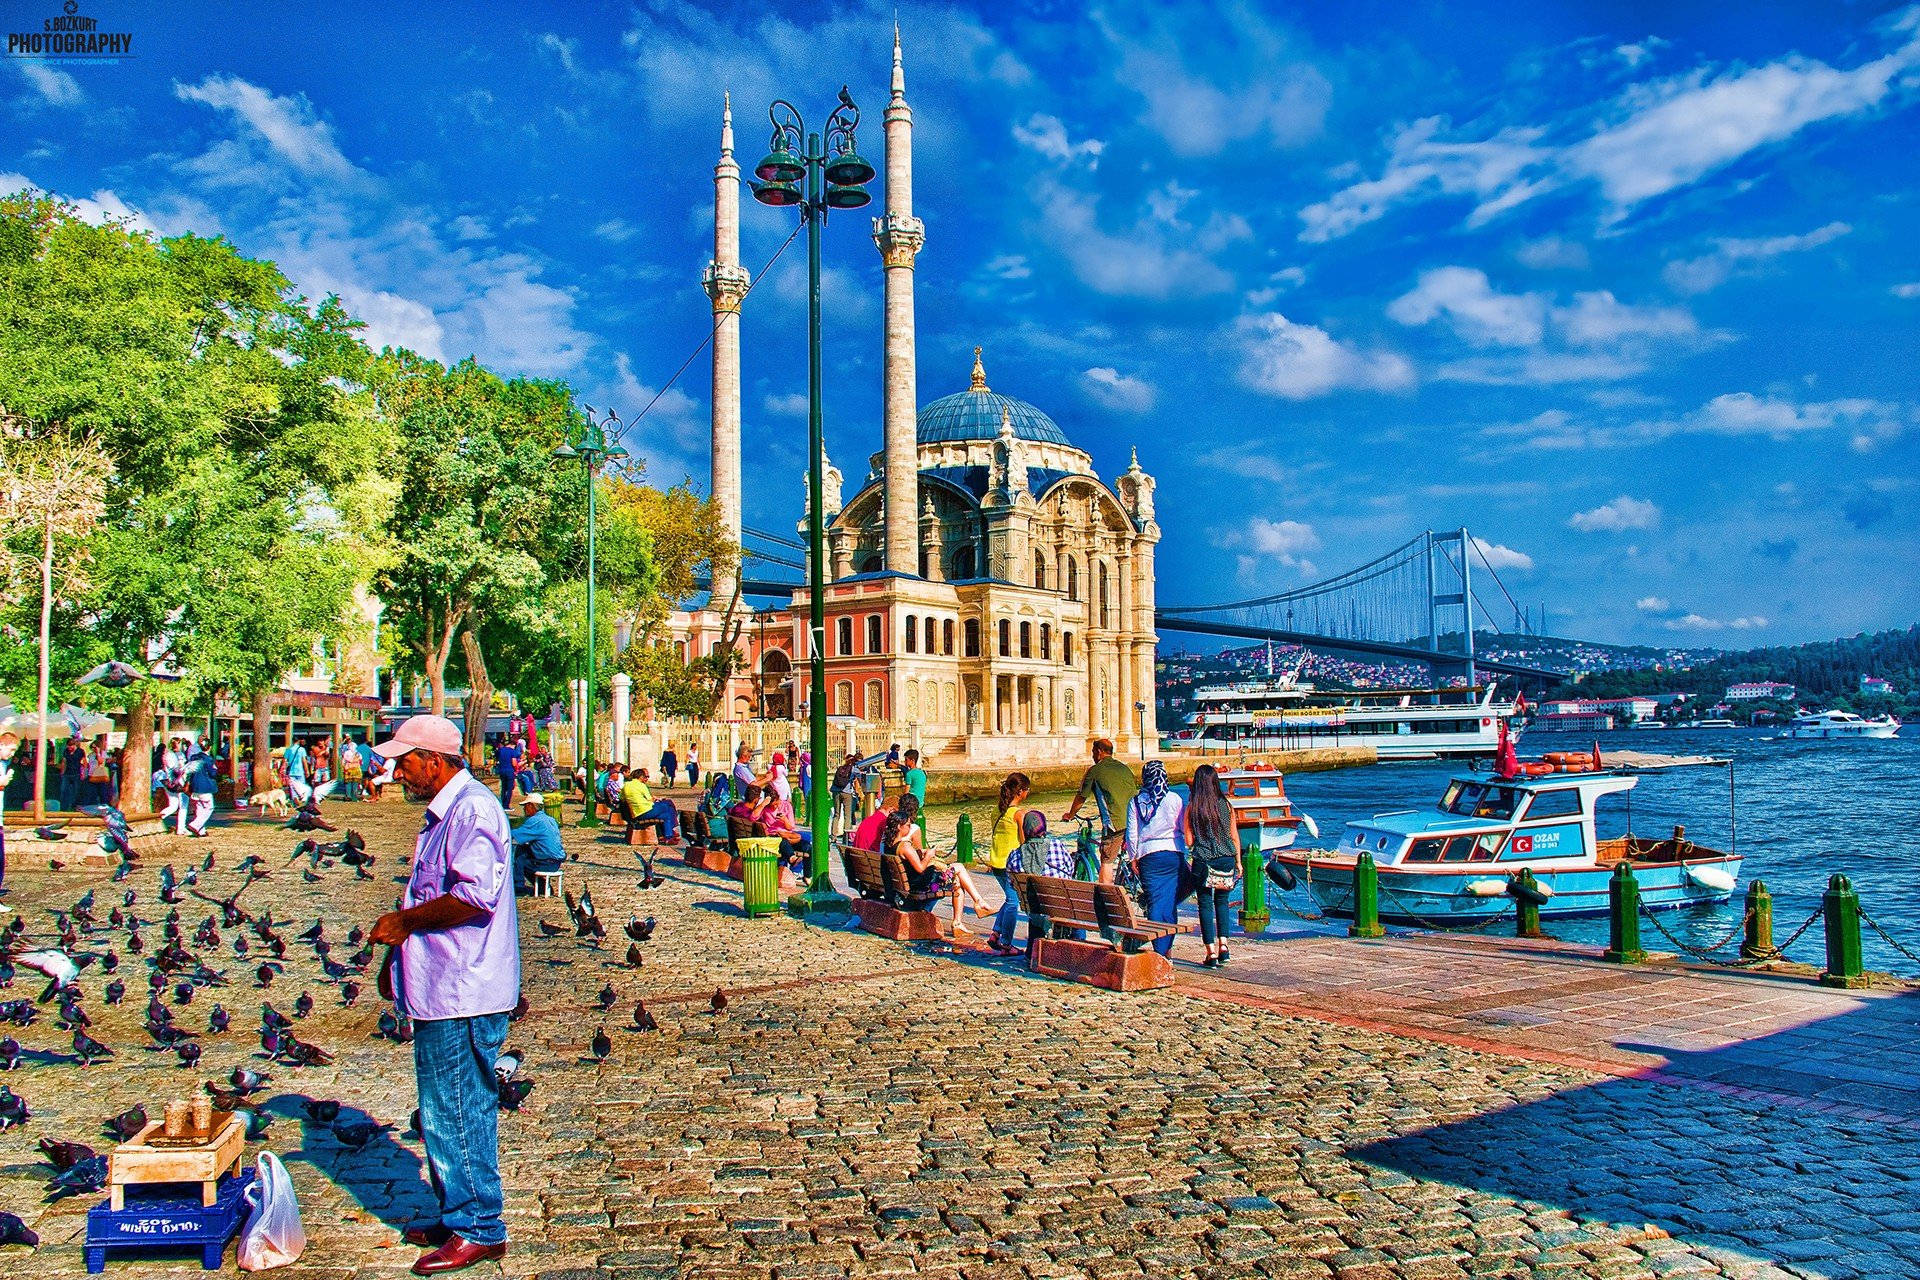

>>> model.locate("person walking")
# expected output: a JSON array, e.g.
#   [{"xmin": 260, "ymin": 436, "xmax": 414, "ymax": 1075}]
[
  {"xmin": 1182, "ymin": 763, "xmax": 1239, "ymax": 967},
  {"xmin": 368, "ymin": 715, "xmax": 518, "ymax": 1275},
  {"xmin": 986, "ymin": 772, "xmax": 1031, "ymax": 955},
  {"xmin": 685, "ymin": 746, "xmax": 699, "ymax": 788},
  {"xmin": 1124, "ymin": 760, "xmax": 1184, "ymax": 958},
  {"xmin": 59, "ymin": 739, "xmax": 84, "ymax": 813},
  {"xmin": 183, "ymin": 740, "xmax": 218, "ymax": 838},
  {"xmin": 283, "ymin": 737, "xmax": 312, "ymax": 805},
  {"xmin": 830, "ymin": 752, "xmax": 860, "ymax": 835},
  {"xmin": 493, "ymin": 737, "xmax": 522, "ymax": 808},
  {"xmin": 1062, "ymin": 739, "xmax": 1138, "ymax": 884},
  {"xmin": 659, "ymin": 744, "xmax": 678, "ymax": 791}
]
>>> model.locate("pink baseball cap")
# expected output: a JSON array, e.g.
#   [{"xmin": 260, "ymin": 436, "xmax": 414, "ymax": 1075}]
[{"xmin": 373, "ymin": 714, "xmax": 464, "ymax": 759}]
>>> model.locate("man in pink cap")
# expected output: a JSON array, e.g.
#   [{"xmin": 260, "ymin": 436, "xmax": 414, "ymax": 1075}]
[{"xmin": 367, "ymin": 715, "xmax": 518, "ymax": 1274}]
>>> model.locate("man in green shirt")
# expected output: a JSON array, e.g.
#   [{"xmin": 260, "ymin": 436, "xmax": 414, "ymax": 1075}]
[
  {"xmin": 901, "ymin": 749, "xmax": 928, "ymax": 805},
  {"xmin": 1062, "ymin": 739, "xmax": 1137, "ymax": 884}
]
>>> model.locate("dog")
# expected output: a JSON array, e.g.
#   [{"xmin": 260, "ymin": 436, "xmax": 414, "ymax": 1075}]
[{"xmin": 247, "ymin": 788, "xmax": 291, "ymax": 817}]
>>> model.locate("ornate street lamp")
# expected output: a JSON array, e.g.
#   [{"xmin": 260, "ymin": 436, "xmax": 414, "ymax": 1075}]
[
  {"xmin": 553, "ymin": 410, "xmax": 628, "ymax": 828},
  {"xmin": 751, "ymin": 89, "xmax": 873, "ymax": 917}
]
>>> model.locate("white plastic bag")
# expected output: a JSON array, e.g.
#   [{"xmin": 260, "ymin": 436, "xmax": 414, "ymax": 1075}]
[{"xmin": 237, "ymin": 1150, "xmax": 306, "ymax": 1270}]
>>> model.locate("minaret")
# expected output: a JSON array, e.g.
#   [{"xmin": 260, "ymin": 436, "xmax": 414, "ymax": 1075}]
[
  {"xmin": 704, "ymin": 92, "xmax": 750, "ymax": 606},
  {"xmin": 874, "ymin": 24, "xmax": 925, "ymax": 575}
]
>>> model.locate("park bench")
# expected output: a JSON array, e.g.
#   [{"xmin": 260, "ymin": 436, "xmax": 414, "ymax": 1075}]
[
  {"xmin": 1012, "ymin": 873, "xmax": 1183, "ymax": 991},
  {"xmin": 837, "ymin": 842, "xmax": 944, "ymax": 941}
]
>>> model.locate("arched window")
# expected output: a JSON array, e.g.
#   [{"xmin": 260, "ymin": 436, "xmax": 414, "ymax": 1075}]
[
  {"xmin": 859, "ymin": 553, "xmax": 882, "ymax": 573},
  {"xmin": 952, "ymin": 545, "xmax": 976, "ymax": 580},
  {"xmin": 964, "ymin": 619, "xmax": 981, "ymax": 657},
  {"xmin": 1098, "ymin": 563, "xmax": 1111, "ymax": 629},
  {"xmin": 997, "ymin": 619, "xmax": 1011, "ymax": 657},
  {"xmin": 834, "ymin": 680, "xmax": 853, "ymax": 716},
  {"xmin": 905, "ymin": 616, "xmax": 918, "ymax": 653},
  {"xmin": 1019, "ymin": 620, "xmax": 1032, "ymax": 658},
  {"xmin": 836, "ymin": 616, "xmax": 853, "ymax": 655},
  {"xmin": 866, "ymin": 615, "xmax": 882, "ymax": 653},
  {"xmin": 1066, "ymin": 556, "xmax": 1080, "ymax": 601},
  {"xmin": 943, "ymin": 619, "xmax": 955, "ymax": 655},
  {"xmin": 1040, "ymin": 624, "xmax": 1051, "ymax": 660},
  {"xmin": 864, "ymin": 679, "xmax": 884, "ymax": 719},
  {"xmin": 1063, "ymin": 631, "xmax": 1075, "ymax": 666},
  {"xmin": 924, "ymin": 615, "xmax": 937, "ymax": 654},
  {"xmin": 1033, "ymin": 550, "xmax": 1047, "ymax": 589}
]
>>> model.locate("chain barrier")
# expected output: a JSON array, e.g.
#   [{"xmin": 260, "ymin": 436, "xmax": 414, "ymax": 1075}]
[
  {"xmin": 1858, "ymin": 906, "xmax": 1920, "ymax": 970},
  {"xmin": 1632, "ymin": 902, "xmax": 1755, "ymax": 962},
  {"xmin": 1380, "ymin": 886, "xmax": 1515, "ymax": 934}
]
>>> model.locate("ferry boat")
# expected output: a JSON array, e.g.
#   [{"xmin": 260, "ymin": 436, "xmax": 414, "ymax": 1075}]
[
  {"xmin": 1184, "ymin": 672, "xmax": 1519, "ymax": 759},
  {"xmin": 1682, "ymin": 718, "xmax": 1738, "ymax": 730},
  {"xmin": 1218, "ymin": 763, "xmax": 1318, "ymax": 855},
  {"xmin": 1270, "ymin": 766, "xmax": 1740, "ymax": 923},
  {"xmin": 1783, "ymin": 709, "xmax": 1900, "ymax": 739}
]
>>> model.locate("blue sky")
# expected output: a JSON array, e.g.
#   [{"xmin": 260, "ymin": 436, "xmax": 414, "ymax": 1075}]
[{"xmin": 6, "ymin": 0, "xmax": 1918, "ymax": 647}]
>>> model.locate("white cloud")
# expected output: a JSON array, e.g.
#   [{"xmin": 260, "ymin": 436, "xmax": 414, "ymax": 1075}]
[
  {"xmin": 763, "ymin": 392, "xmax": 808, "ymax": 416},
  {"xmin": 1636, "ymin": 596, "xmax": 1672, "ymax": 613},
  {"xmin": 1515, "ymin": 236, "xmax": 1589, "ymax": 270},
  {"xmin": 1553, "ymin": 290, "xmax": 1698, "ymax": 345},
  {"xmin": 447, "ymin": 215, "xmax": 491, "ymax": 241},
  {"xmin": 1233, "ymin": 313, "xmax": 1414, "ymax": 399},
  {"xmin": 1388, "ymin": 267, "xmax": 1546, "ymax": 346},
  {"xmin": 1470, "ymin": 537, "xmax": 1534, "ymax": 572},
  {"xmin": 1892, "ymin": 282, "xmax": 1920, "ymax": 299},
  {"xmin": 17, "ymin": 61, "xmax": 83, "ymax": 107},
  {"xmin": 1012, "ymin": 113, "xmax": 1104, "ymax": 164},
  {"xmin": 984, "ymin": 254, "xmax": 1031, "ymax": 281},
  {"xmin": 1614, "ymin": 41, "xmax": 1666, "ymax": 70},
  {"xmin": 1649, "ymin": 392, "xmax": 1906, "ymax": 444},
  {"xmin": 1569, "ymin": 496, "xmax": 1661, "ymax": 532},
  {"xmin": 1437, "ymin": 351, "xmax": 1648, "ymax": 385},
  {"xmin": 593, "ymin": 218, "xmax": 640, "ymax": 244},
  {"xmin": 1300, "ymin": 16, "xmax": 1920, "ymax": 239},
  {"xmin": 0, "ymin": 172, "xmax": 162, "ymax": 236},
  {"xmin": 1034, "ymin": 178, "xmax": 1234, "ymax": 299},
  {"xmin": 1214, "ymin": 518, "xmax": 1321, "ymax": 580},
  {"xmin": 174, "ymin": 75, "xmax": 364, "ymax": 185},
  {"xmin": 1080, "ymin": 367, "xmax": 1156, "ymax": 414},
  {"xmin": 1665, "ymin": 613, "xmax": 1769, "ymax": 632},
  {"xmin": 1664, "ymin": 221, "xmax": 1851, "ymax": 293}
]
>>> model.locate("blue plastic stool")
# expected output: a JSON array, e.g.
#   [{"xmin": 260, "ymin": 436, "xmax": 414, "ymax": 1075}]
[{"xmin": 86, "ymin": 1168, "xmax": 255, "ymax": 1273}]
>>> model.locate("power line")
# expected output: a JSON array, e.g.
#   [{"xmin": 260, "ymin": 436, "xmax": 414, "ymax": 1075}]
[{"xmin": 743, "ymin": 524, "xmax": 805, "ymax": 550}]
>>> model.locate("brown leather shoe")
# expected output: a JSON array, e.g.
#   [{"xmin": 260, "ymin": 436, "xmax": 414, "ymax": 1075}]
[
  {"xmin": 410, "ymin": 1235, "xmax": 506, "ymax": 1275},
  {"xmin": 402, "ymin": 1223, "xmax": 450, "ymax": 1248}
]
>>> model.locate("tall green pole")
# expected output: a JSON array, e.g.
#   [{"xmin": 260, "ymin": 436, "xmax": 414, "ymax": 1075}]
[
  {"xmin": 791, "ymin": 132, "xmax": 849, "ymax": 918},
  {"xmin": 579, "ymin": 456, "xmax": 601, "ymax": 827}
]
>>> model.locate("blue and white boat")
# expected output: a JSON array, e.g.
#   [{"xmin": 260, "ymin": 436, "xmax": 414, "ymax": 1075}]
[{"xmin": 1271, "ymin": 767, "xmax": 1741, "ymax": 924}]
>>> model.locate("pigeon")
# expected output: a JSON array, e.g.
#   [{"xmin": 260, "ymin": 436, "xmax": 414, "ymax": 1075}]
[
  {"xmin": 101, "ymin": 950, "xmax": 120, "ymax": 974},
  {"xmin": 229, "ymin": 1066, "xmax": 271, "ymax": 1095},
  {"xmin": 293, "ymin": 991, "xmax": 313, "ymax": 1019},
  {"xmin": 596, "ymin": 982, "xmax": 617, "ymax": 1011},
  {"xmin": 510, "ymin": 995, "xmax": 529, "ymax": 1021},
  {"xmin": 590, "ymin": 1027, "xmax": 611, "ymax": 1060},
  {"xmin": 280, "ymin": 1038, "xmax": 332, "ymax": 1067},
  {"xmin": 347, "ymin": 925, "xmax": 365, "ymax": 947},
  {"xmin": 375, "ymin": 1009, "xmax": 412, "ymax": 1043},
  {"xmin": 207, "ymin": 1005, "xmax": 230, "ymax": 1034},
  {"xmin": 492, "ymin": 1050, "xmax": 523, "ymax": 1085},
  {"xmin": 232, "ymin": 935, "xmax": 250, "ymax": 958},
  {"xmin": 536, "ymin": 920, "xmax": 565, "ymax": 939},
  {"xmin": 72, "ymin": 1030, "xmax": 113, "ymax": 1064},
  {"xmin": 55, "ymin": 996, "xmax": 90, "ymax": 1029},
  {"xmin": 623, "ymin": 943, "xmax": 643, "ymax": 968},
  {"xmin": 624, "ymin": 916, "xmax": 655, "ymax": 944},
  {"xmin": 14, "ymin": 949, "xmax": 88, "ymax": 1000},
  {"xmin": 0, "ymin": 1037, "xmax": 20, "ymax": 1069},
  {"xmin": 38, "ymin": 1138, "xmax": 96, "ymax": 1170},
  {"xmin": 255, "ymin": 963, "xmax": 282, "ymax": 988},
  {"xmin": 204, "ymin": 1085, "xmax": 248, "ymax": 1111},
  {"xmin": 709, "ymin": 988, "xmax": 728, "ymax": 1015},
  {"xmin": 173, "ymin": 982, "xmax": 194, "ymax": 1006},
  {"xmin": 175, "ymin": 1041, "xmax": 203, "ymax": 1068},
  {"xmin": 340, "ymin": 981, "xmax": 361, "ymax": 1007},
  {"xmin": 631, "ymin": 1001, "xmax": 658, "ymax": 1033},
  {"xmin": 104, "ymin": 1105, "xmax": 148, "ymax": 1141},
  {"xmin": 0, "ymin": 1209, "xmax": 39, "ymax": 1247},
  {"xmin": 45, "ymin": 1155, "xmax": 108, "ymax": 1201},
  {"xmin": 331, "ymin": 1119, "xmax": 388, "ymax": 1151},
  {"xmin": 261, "ymin": 1003, "xmax": 292, "ymax": 1031},
  {"xmin": 0, "ymin": 1085, "xmax": 28, "ymax": 1129},
  {"xmin": 301, "ymin": 869, "xmax": 322, "ymax": 884},
  {"xmin": 46, "ymin": 860, "xmax": 63, "ymax": 870},
  {"xmin": 103, "ymin": 980, "xmax": 126, "ymax": 1006},
  {"xmin": 637, "ymin": 853, "xmax": 664, "ymax": 890},
  {"xmin": 244, "ymin": 1111, "xmax": 272, "ymax": 1140},
  {"xmin": 496, "ymin": 1078, "xmax": 534, "ymax": 1111},
  {"xmin": 403, "ymin": 1109, "xmax": 422, "ymax": 1139},
  {"xmin": 301, "ymin": 1099, "xmax": 341, "ymax": 1124},
  {"xmin": 34, "ymin": 825, "xmax": 67, "ymax": 841},
  {"xmin": 126, "ymin": 931, "xmax": 144, "ymax": 954},
  {"xmin": 298, "ymin": 919, "xmax": 324, "ymax": 942}
]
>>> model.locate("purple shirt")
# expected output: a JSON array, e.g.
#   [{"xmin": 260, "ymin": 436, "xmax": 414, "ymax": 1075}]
[{"xmin": 394, "ymin": 770, "xmax": 520, "ymax": 1021}]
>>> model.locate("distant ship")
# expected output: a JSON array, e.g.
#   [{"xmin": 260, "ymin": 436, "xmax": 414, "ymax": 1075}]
[
  {"xmin": 1179, "ymin": 661, "xmax": 1520, "ymax": 760},
  {"xmin": 1783, "ymin": 709, "xmax": 1901, "ymax": 739}
]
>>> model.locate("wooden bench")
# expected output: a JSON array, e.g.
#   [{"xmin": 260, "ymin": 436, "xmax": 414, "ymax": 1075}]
[
  {"xmin": 1013, "ymin": 873, "xmax": 1184, "ymax": 991},
  {"xmin": 839, "ymin": 843, "xmax": 944, "ymax": 941}
]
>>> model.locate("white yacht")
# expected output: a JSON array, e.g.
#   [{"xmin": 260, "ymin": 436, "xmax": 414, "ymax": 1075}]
[
  {"xmin": 1183, "ymin": 667, "xmax": 1518, "ymax": 759},
  {"xmin": 1783, "ymin": 710, "xmax": 1901, "ymax": 739}
]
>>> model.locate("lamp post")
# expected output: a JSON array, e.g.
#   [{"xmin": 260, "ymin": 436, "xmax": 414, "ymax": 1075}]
[
  {"xmin": 553, "ymin": 411, "xmax": 628, "ymax": 828},
  {"xmin": 1135, "ymin": 701, "xmax": 1148, "ymax": 761},
  {"xmin": 751, "ymin": 89, "xmax": 874, "ymax": 917}
]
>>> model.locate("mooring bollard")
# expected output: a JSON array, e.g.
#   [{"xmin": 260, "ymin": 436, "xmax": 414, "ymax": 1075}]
[
  {"xmin": 1740, "ymin": 879, "xmax": 1773, "ymax": 960},
  {"xmin": 1514, "ymin": 868, "xmax": 1545, "ymax": 938},
  {"xmin": 1820, "ymin": 873, "xmax": 1868, "ymax": 988},
  {"xmin": 1602, "ymin": 862, "xmax": 1646, "ymax": 963},
  {"xmin": 954, "ymin": 813, "xmax": 974, "ymax": 865},
  {"xmin": 1238, "ymin": 828, "xmax": 1269, "ymax": 933},
  {"xmin": 1349, "ymin": 851, "xmax": 1385, "ymax": 938}
]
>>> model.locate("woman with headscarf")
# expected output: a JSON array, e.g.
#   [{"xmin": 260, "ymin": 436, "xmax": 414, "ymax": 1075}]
[{"xmin": 1124, "ymin": 759, "xmax": 1185, "ymax": 958}]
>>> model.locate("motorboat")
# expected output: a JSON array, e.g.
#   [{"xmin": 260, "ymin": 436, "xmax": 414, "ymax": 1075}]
[
  {"xmin": 1270, "ymin": 766, "xmax": 1740, "ymax": 923},
  {"xmin": 1783, "ymin": 710, "xmax": 1900, "ymax": 739},
  {"xmin": 1218, "ymin": 763, "xmax": 1317, "ymax": 855}
]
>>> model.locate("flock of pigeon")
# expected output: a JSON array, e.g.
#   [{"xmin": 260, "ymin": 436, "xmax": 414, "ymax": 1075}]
[{"xmin": 0, "ymin": 798, "xmax": 709, "ymax": 1252}]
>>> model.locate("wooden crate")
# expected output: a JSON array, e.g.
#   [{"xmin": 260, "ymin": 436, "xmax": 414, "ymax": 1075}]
[{"xmin": 109, "ymin": 1115, "xmax": 245, "ymax": 1210}]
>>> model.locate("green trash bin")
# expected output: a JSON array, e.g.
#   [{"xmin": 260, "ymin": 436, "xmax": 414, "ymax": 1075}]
[{"xmin": 738, "ymin": 836, "xmax": 782, "ymax": 918}]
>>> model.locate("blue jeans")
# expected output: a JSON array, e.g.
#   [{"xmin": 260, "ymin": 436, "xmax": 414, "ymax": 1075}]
[
  {"xmin": 1136, "ymin": 850, "xmax": 1182, "ymax": 957},
  {"xmin": 1194, "ymin": 876, "xmax": 1235, "ymax": 949},
  {"xmin": 991, "ymin": 866, "xmax": 1020, "ymax": 945},
  {"xmin": 412, "ymin": 1012, "xmax": 510, "ymax": 1245},
  {"xmin": 498, "ymin": 772, "xmax": 517, "ymax": 806}
]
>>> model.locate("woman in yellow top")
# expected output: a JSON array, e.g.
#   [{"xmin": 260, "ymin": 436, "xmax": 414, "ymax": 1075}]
[{"xmin": 986, "ymin": 771, "xmax": 1031, "ymax": 955}]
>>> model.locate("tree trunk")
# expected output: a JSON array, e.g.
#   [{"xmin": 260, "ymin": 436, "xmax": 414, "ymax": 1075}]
[
  {"xmin": 118, "ymin": 687, "xmax": 154, "ymax": 816},
  {"xmin": 460, "ymin": 627, "xmax": 492, "ymax": 765},
  {"xmin": 424, "ymin": 607, "xmax": 463, "ymax": 718},
  {"xmin": 251, "ymin": 690, "xmax": 275, "ymax": 791},
  {"xmin": 33, "ymin": 514, "xmax": 52, "ymax": 821}
]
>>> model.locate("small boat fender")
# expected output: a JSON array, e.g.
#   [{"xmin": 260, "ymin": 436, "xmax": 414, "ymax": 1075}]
[
  {"xmin": 1300, "ymin": 814, "xmax": 1320, "ymax": 840},
  {"xmin": 1505, "ymin": 876, "xmax": 1552, "ymax": 906},
  {"xmin": 1263, "ymin": 856, "xmax": 1297, "ymax": 892},
  {"xmin": 1684, "ymin": 864, "xmax": 1736, "ymax": 893},
  {"xmin": 1462, "ymin": 879, "xmax": 1509, "ymax": 897}
]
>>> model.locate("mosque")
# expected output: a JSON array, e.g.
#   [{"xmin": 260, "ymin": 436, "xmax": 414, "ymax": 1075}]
[{"xmin": 666, "ymin": 32, "xmax": 1160, "ymax": 767}]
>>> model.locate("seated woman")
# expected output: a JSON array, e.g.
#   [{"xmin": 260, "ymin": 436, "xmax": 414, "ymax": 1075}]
[
  {"xmin": 729, "ymin": 783, "xmax": 769, "ymax": 837},
  {"xmin": 685, "ymin": 774, "xmax": 734, "ymax": 849},
  {"xmin": 884, "ymin": 796, "xmax": 994, "ymax": 938},
  {"xmin": 758, "ymin": 789, "xmax": 813, "ymax": 871}
]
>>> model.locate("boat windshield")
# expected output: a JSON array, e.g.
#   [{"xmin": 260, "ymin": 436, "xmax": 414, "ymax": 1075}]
[{"xmin": 1440, "ymin": 781, "xmax": 1521, "ymax": 820}]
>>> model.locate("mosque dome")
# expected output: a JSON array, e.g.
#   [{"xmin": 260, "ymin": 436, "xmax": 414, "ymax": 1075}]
[{"xmin": 916, "ymin": 348, "xmax": 1070, "ymax": 447}]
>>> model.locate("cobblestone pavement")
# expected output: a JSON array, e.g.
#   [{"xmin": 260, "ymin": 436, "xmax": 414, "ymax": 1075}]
[{"xmin": 0, "ymin": 799, "xmax": 1909, "ymax": 1279}]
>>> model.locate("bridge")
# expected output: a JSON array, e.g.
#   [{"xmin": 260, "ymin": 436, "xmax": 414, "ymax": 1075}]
[{"xmin": 720, "ymin": 526, "xmax": 1568, "ymax": 685}]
